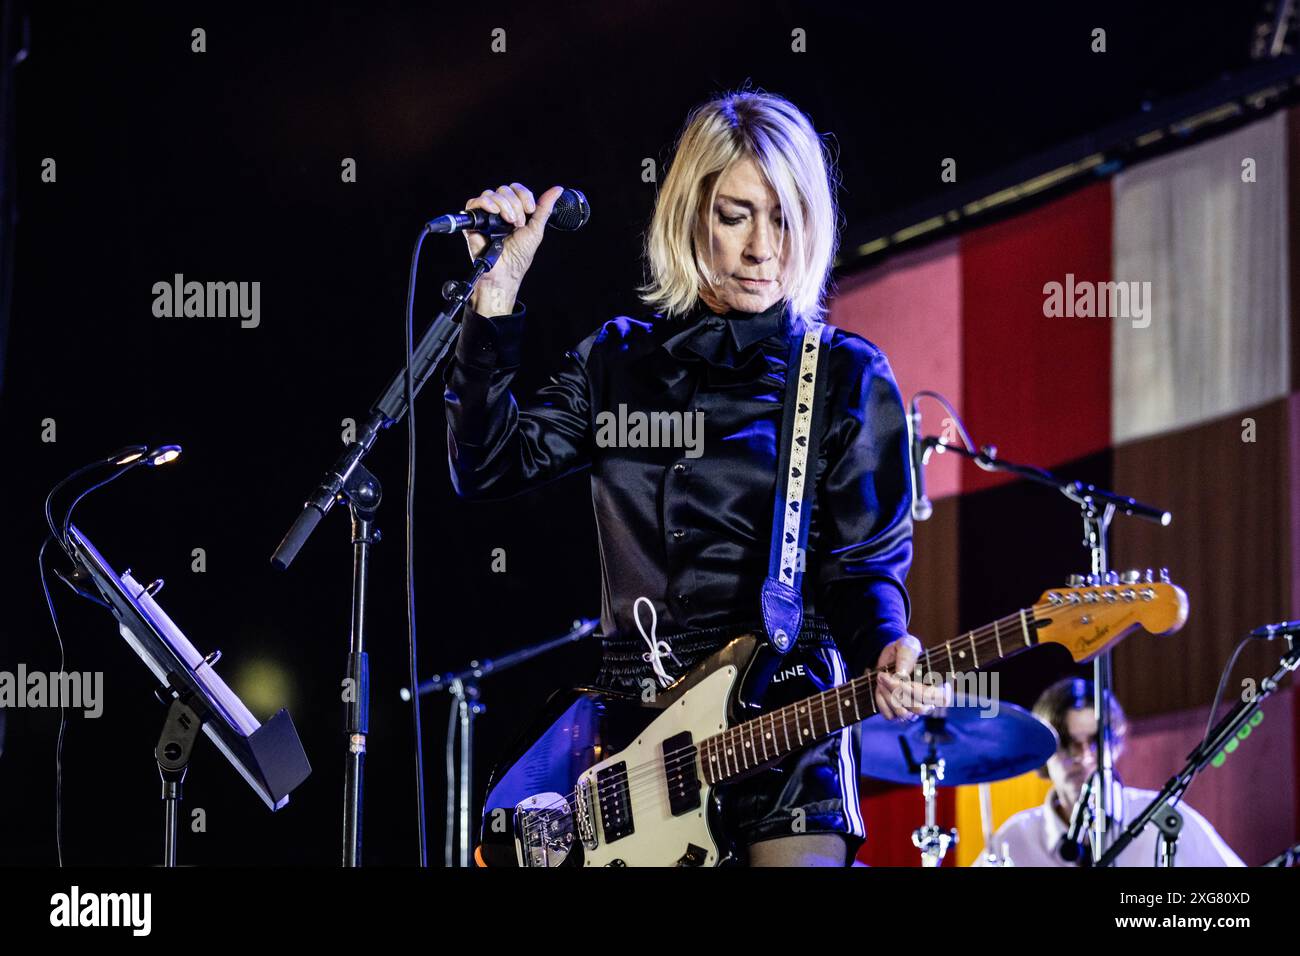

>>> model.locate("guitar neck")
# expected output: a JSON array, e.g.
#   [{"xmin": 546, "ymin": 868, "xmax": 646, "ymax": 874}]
[{"xmin": 698, "ymin": 606, "xmax": 1042, "ymax": 786}]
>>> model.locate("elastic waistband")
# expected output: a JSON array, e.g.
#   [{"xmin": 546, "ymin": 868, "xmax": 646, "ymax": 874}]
[{"xmin": 596, "ymin": 616, "xmax": 837, "ymax": 682}]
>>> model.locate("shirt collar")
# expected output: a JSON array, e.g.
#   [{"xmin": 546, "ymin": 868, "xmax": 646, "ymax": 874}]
[
  {"xmin": 659, "ymin": 298, "xmax": 793, "ymax": 368},
  {"xmin": 725, "ymin": 298, "xmax": 793, "ymax": 350}
]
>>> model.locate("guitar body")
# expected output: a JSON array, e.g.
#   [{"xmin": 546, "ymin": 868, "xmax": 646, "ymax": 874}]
[
  {"xmin": 477, "ymin": 577, "xmax": 1190, "ymax": 867},
  {"xmin": 479, "ymin": 634, "xmax": 779, "ymax": 867}
]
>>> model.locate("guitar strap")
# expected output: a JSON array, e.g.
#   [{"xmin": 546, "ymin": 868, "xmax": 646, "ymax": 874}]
[{"xmin": 760, "ymin": 315, "xmax": 835, "ymax": 656}]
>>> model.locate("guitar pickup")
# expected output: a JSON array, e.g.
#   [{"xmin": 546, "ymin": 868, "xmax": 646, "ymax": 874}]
[
  {"xmin": 662, "ymin": 731, "xmax": 701, "ymax": 816},
  {"xmin": 595, "ymin": 761, "xmax": 634, "ymax": 843}
]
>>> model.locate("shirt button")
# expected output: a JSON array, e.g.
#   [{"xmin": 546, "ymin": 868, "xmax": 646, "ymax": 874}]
[
  {"xmin": 672, "ymin": 463, "xmax": 687, "ymax": 475},
  {"xmin": 676, "ymin": 592, "xmax": 691, "ymax": 605},
  {"xmin": 672, "ymin": 529, "xmax": 686, "ymax": 540}
]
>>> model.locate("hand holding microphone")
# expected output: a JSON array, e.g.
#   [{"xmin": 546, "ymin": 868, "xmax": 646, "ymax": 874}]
[
  {"xmin": 464, "ymin": 183, "xmax": 563, "ymax": 267},
  {"xmin": 436, "ymin": 183, "xmax": 584, "ymax": 317},
  {"xmin": 422, "ymin": 183, "xmax": 589, "ymax": 315}
]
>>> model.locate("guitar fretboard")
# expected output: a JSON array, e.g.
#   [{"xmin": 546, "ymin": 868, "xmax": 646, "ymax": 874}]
[{"xmin": 697, "ymin": 605, "xmax": 1041, "ymax": 786}]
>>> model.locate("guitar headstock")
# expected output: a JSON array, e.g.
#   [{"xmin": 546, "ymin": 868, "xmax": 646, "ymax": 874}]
[{"xmin": 1032, "ymin": 569, "xmax": 1189, "ymax": 662}]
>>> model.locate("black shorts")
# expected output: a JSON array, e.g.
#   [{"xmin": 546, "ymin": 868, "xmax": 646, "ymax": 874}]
[
  {"xmin": 595, "ymin": 627, "xmax": 865, "ymax": 866},
  {"xmin": 716, "ymin": 644, "xmax": 865, "ymax": 865}
]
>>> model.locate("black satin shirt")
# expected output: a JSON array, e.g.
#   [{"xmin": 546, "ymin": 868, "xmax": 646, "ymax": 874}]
[{"xmin": 442, "ymin": 297, "xmax": 914, "ymax": 679}]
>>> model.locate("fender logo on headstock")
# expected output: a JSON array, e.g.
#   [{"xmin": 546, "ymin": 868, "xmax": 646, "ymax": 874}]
[
  {"xmin": 1081, "ymin": 624, "xmax": 1113, "ymax": 647},
  {"xmin": 1079, "ymin": 609, "xmax": 1140, "ymax": 647}
]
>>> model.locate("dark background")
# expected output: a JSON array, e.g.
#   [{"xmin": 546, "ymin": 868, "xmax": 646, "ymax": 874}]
[{"xmin": 0, "ymin": 1, "xmax": 1273, "ymax": 864}]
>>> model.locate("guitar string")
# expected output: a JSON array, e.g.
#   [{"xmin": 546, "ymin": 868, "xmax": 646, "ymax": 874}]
[
  {"xmin": 649, "ymin": 590, "xmax": 1149, "ymax": 790},
  {"xmin": 517, "ymin": 597, "xmax": 1104, "ymax": 842},
  {"xmin": 518, "ymin": 595, "xmax": 1116, "ymax": 841},
  {"xmin": 517, "ymin": 593, "xmax": 1153, "ymax": 843},
  {"xmin": 556, "ymin": 600, "xmax": 1066, "ymax": 802},
  {"xmin": 514, "ymin": 616, "xmax": 1019, "ymax": 842}
]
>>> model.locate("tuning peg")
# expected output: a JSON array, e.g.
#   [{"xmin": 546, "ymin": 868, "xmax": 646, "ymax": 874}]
[
  {"xmin": 1066, "ymin": 574, "xmax": 1085, "ymax": 587},
  {"xmin": 1158, "ymin": 567, "xmax": 1170, "ymax": 583},
  {"xmin": 1103, "ymin": 570, "xmax": 1119, "ymax": 585},
  {"xmin": 1143, "ymin": 568, "xmax": 1155, "ymax": 583},
  {"xmin": 1119, "ymin": 570, "xmax": 1141, "ymax": 584}
]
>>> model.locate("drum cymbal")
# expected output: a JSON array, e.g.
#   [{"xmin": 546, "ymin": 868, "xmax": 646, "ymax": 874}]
[{"xmin": 858, "ymin": 699, "xmax": 1058, "ymax": 786}]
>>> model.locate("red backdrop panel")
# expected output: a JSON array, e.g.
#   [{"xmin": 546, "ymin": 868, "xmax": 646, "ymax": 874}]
[
  {"xmin": 959, "ymin": 183, "xmax": 1112, "ymax": 493},
  {"xmin": 856, "ymin": 781, "xmax": 957, "ymax": 867}
]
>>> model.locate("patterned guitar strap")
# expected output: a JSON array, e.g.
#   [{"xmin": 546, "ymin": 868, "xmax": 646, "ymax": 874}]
[{"xmin": 760, "ymin": 315, "xmax": 835, "ymax": 655}]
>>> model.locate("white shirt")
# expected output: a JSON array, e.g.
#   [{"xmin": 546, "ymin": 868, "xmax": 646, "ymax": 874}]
[{"xmin": 974, "ymin": 786, "xmax": 1244, "ymax": 867}]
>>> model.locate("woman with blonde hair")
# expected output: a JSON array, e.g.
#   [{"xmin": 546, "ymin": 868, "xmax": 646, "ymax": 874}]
[{"xmin": 445, "ymin": 89, "xmax": 938, "ymax": 866}]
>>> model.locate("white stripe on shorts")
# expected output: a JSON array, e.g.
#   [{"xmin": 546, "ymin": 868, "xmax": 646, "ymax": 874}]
[{"xmin": 828, "ymin": 648, "xmax": 865, "ymax": 838}]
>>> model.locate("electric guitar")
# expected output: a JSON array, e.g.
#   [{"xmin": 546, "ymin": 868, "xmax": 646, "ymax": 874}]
[{"xmin": 477, "ymin": 573, "xmax": 1188, "ymax": 867}]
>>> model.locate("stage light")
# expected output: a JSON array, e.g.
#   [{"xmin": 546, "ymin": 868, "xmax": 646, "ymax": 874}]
[
  {"xmin": 146, "ymin": 445, "xmax": 182, "ymax": 466},
  {"xmin": 48, "ymin": 443, "xmax": 184, "ymax": 544},
  {"xmin": 113, "ymin": 449, "xmax": 147, "ymax": 466}
]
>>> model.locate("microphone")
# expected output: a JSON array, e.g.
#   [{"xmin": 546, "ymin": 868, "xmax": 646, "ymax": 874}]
[
  {"xmin": 1248, "ymin": 620, "xmax": 1300, "ymax": 640},
  {"xmin": 1059, "ymin": 772, "xmax": 1096, "ymax": 863},
  {"xmin": 424, "ymin": 187, "xmax": 591, "ymax": 236},
  {"xmin": 907, "ymin": 397, "xmax": 933, "ymax": 521}
]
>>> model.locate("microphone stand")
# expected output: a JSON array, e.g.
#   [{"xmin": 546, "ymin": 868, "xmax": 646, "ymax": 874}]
[
  {"xmin": 921, "ymin": 437, "xmax": 1172, "ymax": 862},
  {"xmin": 270, "ymin": 235, "xmax": 507, "ymax": 867},
  {"xmin": 402, "ymin": 618, "xmax": 599, "ymax": 867},
  {"xmin": 1097, "ymin": 630, "xmax": 1299, "ymax": 867}
]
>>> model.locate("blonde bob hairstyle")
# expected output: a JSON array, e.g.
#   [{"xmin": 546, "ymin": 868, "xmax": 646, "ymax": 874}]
[{"xmin": 639, "ymin": 90, "xmax": 841, "ymax": 323}]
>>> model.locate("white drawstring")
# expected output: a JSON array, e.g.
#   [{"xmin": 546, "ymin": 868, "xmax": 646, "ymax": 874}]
[{"xmin": 634, "ymin": 596, "xmax": 681, "ymax": 688}]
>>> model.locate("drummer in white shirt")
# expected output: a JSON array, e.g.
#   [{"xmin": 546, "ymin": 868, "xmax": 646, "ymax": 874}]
[{"xmin": 976, "ymin": 677, "xmax": 1244, "ymax": 867}]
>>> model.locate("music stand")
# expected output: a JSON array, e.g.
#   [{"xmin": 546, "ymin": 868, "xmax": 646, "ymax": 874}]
[{"xmin": 60, "ymin": 524, "xmax": 311, "ymax": 864}]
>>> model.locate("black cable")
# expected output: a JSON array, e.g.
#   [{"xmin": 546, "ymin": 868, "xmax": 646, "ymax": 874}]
[
  {"xmin": 43, "ymin": 445, "xmax": 147, "ymax": 542},
  {"xmin": 60, "ymin": 466, "xmax": 138, "ymax": 543},
  {"xmin": 37, "ymin": 534, "xmax": 67, "ymax": 866},
  {"xmin": 38, "ymin": 448, "xmax": 162, "ymax": 866},
  {"xmin": 405, "ymin": 228, "xmax": 429, "ymax": 866},
  {"xmin": 912, "ymin": 389, "xmax": 978, "ymax": 454},
  {"xmin": 1142, "ymin": 635, "xmax": 1254, "ymax": 865},
  {"xmin": 1200, "ymin": 636, "xmax": 1253, "ymax": 752},
  {"xmin": 1176, "ymin": 635, "xmax": 1253, "ymax": 821}
]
